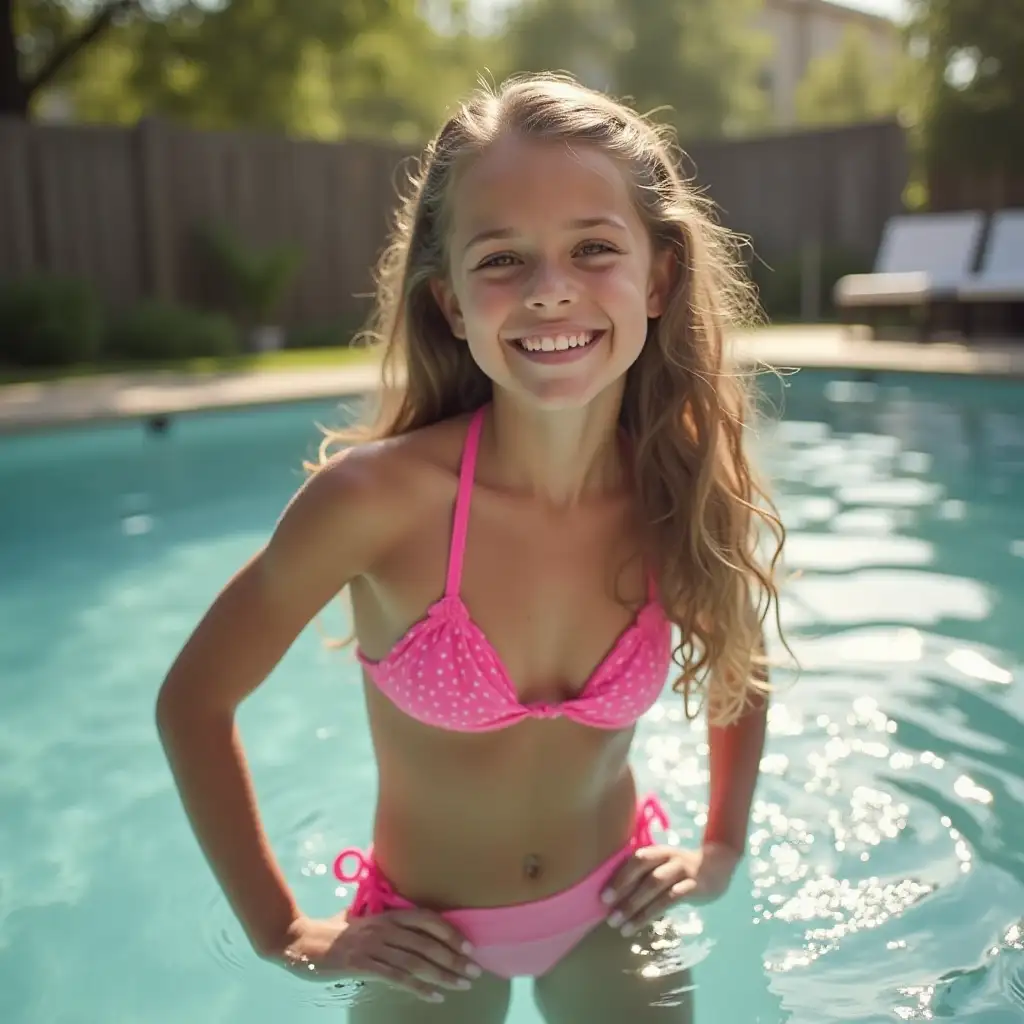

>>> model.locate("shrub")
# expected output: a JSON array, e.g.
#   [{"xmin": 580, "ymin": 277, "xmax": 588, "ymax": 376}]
[
  {"xmin": 0, "ymin": 275, "xmax": 104, "ymax": 367},
  {"xmin": 750, "ymin": 254, "xmax": 802, "ymax": 321},
  {"xmin": 197, "ymin": 223, "xmax": 304, "ymax": 326},
  {"xmin": 105, "ymin": 301, "xmax": 240, "ymax": 361},
  {"xmin": 286, "ymin": 316, "xmax": 367, "ymax": 349},
  {"xmin": 750, "ymin": 246, "xmax": 872, "ymax": 321}
]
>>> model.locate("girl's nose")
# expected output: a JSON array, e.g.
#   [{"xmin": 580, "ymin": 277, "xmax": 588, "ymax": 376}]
[{"xmin": 525, "ymin": 264, "xmax": 578, "ymax": 311}]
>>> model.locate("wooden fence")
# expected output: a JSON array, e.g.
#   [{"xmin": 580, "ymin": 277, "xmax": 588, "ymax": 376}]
[
  {"xmin": 0, "ymin": 116, "xmax": 908, "ymax": 328},
  {"xmin": 928, "ymin": 166, "xmax": 1024, "ymax": 214}
]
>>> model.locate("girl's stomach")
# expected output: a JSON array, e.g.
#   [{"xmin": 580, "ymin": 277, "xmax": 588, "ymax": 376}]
[{"xmin": 362, "ymin": 686, "xmax": 641, "ymax": 908}]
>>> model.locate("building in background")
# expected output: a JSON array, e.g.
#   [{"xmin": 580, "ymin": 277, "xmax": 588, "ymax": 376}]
[{"xmin": 758, "ymin": 0, "xmax": 900, "ymax": 125}]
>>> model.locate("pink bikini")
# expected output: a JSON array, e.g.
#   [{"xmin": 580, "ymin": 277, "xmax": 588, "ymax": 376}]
[{"xmin": 335, "ymin": 404, "xmax": 675, "ymax": 978}]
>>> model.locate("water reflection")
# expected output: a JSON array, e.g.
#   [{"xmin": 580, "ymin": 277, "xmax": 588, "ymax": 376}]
[{"xmin": 736, "ymin": 371, "xmax": 1024, "ymax": 1021}]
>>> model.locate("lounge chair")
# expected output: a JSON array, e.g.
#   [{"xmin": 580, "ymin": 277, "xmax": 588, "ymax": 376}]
[
  {"xmin": 957, "ymin": 209, "xmax": 1024, "ymax": 305},
  {"xmin": 834, "ymin": 211, "xmax": 985, "ymax": 339}
]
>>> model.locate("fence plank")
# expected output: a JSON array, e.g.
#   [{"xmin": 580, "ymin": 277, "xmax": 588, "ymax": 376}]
[
  {"xmin": 28, "ymin": 123, "xmax": 145, "ymax": 306},
  {"xmin": 0, "ymin": 118, "xmax": 37, "ymax": 277}
]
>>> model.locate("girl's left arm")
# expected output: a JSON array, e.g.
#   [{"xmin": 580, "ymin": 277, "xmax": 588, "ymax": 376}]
[
  {"xmin": 599, "ymin": 635, "xmax": 770, "ymax": 931},
  {"xmin": 703, "ymin": 687, "xmax": 768, "ymax": 858}
]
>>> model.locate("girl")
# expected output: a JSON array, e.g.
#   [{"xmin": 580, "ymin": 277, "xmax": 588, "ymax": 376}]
[{"xmin": 156, "ymin": 73, "xmax": 785, "ymax": 1023}]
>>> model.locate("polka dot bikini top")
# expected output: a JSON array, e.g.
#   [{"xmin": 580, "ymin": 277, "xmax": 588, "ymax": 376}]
[{"xmin": 355, "ymin": 404, "xmax": 673, "ymax": 732}]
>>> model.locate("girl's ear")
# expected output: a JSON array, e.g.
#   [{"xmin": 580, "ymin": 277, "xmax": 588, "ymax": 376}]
[
  {"xmin": 430, "ymin": 278, "xmax": 467, "ymax": 339},
  {"xmin": 646, "ymin": 248, "xmax": 676, "ymax": 319}
]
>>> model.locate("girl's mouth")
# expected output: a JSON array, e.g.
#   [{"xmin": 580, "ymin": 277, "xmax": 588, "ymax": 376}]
[{"xmin": 508, "ymin": 330, "xmax": 605, "ymax": 362}]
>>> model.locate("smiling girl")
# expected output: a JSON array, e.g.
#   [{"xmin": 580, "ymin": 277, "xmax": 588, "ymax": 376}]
[{"xmin": 156, "ymin": 73, "xmax": 785, "ymax": 1022}]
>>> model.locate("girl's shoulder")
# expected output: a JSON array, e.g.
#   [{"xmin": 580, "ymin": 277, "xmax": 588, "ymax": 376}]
[
  {"xmin": 274, "ymin": 414, "xmax": 470, "ymax": 579},
  {"xmin": 315, "ymin": 412, "xmax": 469, "ymax": 497}
]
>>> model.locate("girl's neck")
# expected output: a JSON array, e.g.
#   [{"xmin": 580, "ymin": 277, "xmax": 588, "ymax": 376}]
[{"xmin": 483, "ymin": 388, "xmax": 627, "ymax": 507}]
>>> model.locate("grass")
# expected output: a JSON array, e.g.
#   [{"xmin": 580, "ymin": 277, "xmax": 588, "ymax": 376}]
[{"xmin": 0, "ymin": 345, "xmax": 379, "ymax": 386}]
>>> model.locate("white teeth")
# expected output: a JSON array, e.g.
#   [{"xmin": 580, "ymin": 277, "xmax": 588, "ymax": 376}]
[{"xmin": 515, "ymin": 331, "xmax": 595, "ymax": 352}]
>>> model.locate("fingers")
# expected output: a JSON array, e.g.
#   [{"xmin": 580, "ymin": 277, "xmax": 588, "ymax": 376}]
[
  {"xmin": 391, "ymin": 909, "xmax": 474, "ymax": 956},
  {"xmin": 601, "ymin": 846, "xmax": 674, "ymax": 918},
  {"xmin": 385, "ymin": 926, "xmax": 481, "ymax": 982},
  {"xmin": 603, "ymin": 849, "xmax": 697, "ymax": 936},
  {"xmin": 625, "ymin": 879, "xmax": 697, "ymax": 936},
  {"xmin": 362, "ymin": 954, "xmax": 449, "ymax": 1003},
  {"xmin": 376, "ymin": 941, "xmax": 476, "ymax": 996},
  {"xmin": 372, "ymin": 910, "xmax": 481, "ymax": 1003},
  {"xmin": 602, "ymin": 846, "xmax": 661, "ymax": 904}
]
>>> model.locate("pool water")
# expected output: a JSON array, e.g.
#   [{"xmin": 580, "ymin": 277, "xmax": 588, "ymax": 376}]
[{"xmin": 1, "ymin": 371, "xmax": 1023, "ymax": 1023}]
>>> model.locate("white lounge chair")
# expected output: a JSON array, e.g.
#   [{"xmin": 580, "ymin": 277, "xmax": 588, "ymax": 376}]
[
  {"xmin": 957, "ymin": 209, "xmax": 1024, "ymax": 303},
  {"xmin": 834, "ymin": 211, "xmax": 985, "ymax": 338}
]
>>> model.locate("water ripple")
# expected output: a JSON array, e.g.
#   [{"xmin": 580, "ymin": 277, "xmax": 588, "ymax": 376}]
[
  {"xmin": 894, "ymin": 918, "xmax": 1024, "ymax": 1020},
  {"xmin": 202, "ymin": 890, "xmax": 250, "ymax": 975},
  {"xmin": 766, "ymin": 875, "xmax": 934, "ymax": 972}
]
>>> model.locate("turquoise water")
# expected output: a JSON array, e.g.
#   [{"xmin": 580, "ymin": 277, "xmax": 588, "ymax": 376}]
[{"xmin": 1, "ymin": 371, "xmax": 1023, "ymax": 1023}]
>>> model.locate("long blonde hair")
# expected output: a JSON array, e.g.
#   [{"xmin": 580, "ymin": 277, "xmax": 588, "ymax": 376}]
[{"xmin": 315, "ymin": 73, "xmax": 788, "ymax": 727}]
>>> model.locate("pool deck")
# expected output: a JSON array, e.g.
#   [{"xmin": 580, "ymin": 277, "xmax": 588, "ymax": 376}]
[{"xmin": 2, "ymin": 325, "xmax": 1022, "ymax": 434}]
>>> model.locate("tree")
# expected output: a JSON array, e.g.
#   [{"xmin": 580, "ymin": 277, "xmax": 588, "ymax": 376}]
[
  {"xmin": 299, "ymin": 0, "xmax": 497, "ymax": 143},
  {"xmin": 3, "ymin": 0, "xmax": 395, "ymax": 127},
  {"xmin": 908, "ymin": 0, "xmax": 1024, "ymax": 176},
  {"xmin": 121, "ymin": 0, "xmax": 395, "ymax": 134},
  {"xmin": 501, "ymin": 0, "xmax": 771, "ymax": 141},
  {"xmin": 611, "ymin": 0, "xmax": 769, "ymax": 138},
  {"xmin": 795, "ymin": 23, "xmax": 901, "ymax": 127},
  {"xmin": 2, "ymin": 0, "xmax": 136, "ymax": 116},
  {"xmin": 7, "ymin": 0, "xmax": 492, "ymax": 143},
  {"xmin": 502, "ymin": 0, "xmax": 616, "ymax": 90}
]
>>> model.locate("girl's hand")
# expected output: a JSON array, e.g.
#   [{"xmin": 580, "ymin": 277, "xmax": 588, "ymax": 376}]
[
  {"xmin": 600, "ymin": 842, "xmax": 740, "ymax": 936},
  {"xmin": 274, "ymin": 910, "xmax": 482, "ymax": 1003}
]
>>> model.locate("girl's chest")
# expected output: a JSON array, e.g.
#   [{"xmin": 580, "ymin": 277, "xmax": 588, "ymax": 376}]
[{"xmin": 369, "ymin": 490, "xmax": 650, "ymax": 704}]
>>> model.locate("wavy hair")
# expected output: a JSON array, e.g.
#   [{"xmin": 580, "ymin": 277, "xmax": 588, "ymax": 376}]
[{"xmin": 313, "ymin": 73, "xmax": 789, "ymax": 727}]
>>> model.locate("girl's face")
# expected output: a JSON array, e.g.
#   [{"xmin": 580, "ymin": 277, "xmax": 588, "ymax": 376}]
[{"xmin": 432, "ymin": 134, "xmax": 672, "ymax": 410}]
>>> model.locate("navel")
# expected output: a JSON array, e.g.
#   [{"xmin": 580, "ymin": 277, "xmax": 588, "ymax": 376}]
[{"xmin": 522, "ymin": 853, "xmax": 543, "ymax": 881}]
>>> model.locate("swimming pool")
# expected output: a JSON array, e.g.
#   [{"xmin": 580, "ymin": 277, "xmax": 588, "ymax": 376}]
[{"xmin": 1, "ymin": 370, "xmax": 1022, "ymax": 1023}]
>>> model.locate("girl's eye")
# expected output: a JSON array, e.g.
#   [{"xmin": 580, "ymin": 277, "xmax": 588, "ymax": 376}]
[
  {"xmin": 477, "ymin": 253, "xmax": 519, "ymax": 269},
  {"xmin": 475, "ymin": 241, "xmax": 620, "ymax": 270},
  {"xmin": 576, "ymin": 241, "xmax": 620, "ymax": 257}
]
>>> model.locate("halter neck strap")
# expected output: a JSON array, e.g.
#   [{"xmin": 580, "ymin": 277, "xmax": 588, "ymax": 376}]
[{"xmin": 444, "ymin": 405, "xmax": 486, "ymax": 596}]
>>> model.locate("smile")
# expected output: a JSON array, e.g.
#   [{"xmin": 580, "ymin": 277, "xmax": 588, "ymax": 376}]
[{"xmin": 507, "ymin": 330, "xmax": 605, "ymax": 362}]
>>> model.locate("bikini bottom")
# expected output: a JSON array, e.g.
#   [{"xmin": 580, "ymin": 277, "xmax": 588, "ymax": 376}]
[{"xmin": 333, "ymin": 795, "xmax": 669, "ymax": 979}]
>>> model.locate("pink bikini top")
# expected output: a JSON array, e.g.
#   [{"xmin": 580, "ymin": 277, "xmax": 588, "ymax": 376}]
[{"xmin": 355, "ymin": 405, "xmax": 673, "ymax": 732}]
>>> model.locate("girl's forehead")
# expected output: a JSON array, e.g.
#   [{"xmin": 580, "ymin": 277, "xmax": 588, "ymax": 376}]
[{"xmin": 447, "ymin": 135, "xmax": 642, "ymax": 244}]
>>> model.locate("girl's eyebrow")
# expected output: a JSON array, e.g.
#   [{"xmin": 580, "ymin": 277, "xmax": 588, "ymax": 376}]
[{"xmin": 462, "ymin": 215, "xmax": 628, "ymax": 254}]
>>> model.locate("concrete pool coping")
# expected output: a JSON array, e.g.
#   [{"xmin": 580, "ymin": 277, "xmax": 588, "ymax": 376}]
[{"xmin": 2, "ymin": 326, "xmax": 1023, "ymax": 435}]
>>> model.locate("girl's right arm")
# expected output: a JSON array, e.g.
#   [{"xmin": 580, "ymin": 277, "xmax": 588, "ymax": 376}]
[
  {"xmin": 156, "ymin": 449, "xmax": 481, "ymax": 1002},
  {"xmin": 155, "ymin": 453, "xmax": 389, "ymax": 955}
]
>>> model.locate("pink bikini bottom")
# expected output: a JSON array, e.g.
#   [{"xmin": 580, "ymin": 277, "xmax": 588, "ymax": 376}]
[{"xmin": 333, "ymin": 795, "xmax": 669, "ymax": 979}]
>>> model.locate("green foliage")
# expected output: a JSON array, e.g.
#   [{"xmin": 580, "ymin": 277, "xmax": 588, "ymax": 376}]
[
  {"xmin": 611, "ymin": 0, "xmax": 771, "ymax": 138},
  {"xmin": 12, "ymin": 0, "xmax": 78, "ymax": 86},
  {"xmin": 795, "ymin": 24, "xmax": 903, "ymax": 127},
  {"xmin": 751, "ymin": 246, "xmax": 872, "ymax": 320},
  {"xmin": 501, "ymin": 0, "xmax": 618, "ymax": 89},
  {"xmin": 0, "ymin": 274, "xmax": 104, "ymax": 366},
  {"xmin": 16, "ymin": 0, "xmax": 491, "ymax": 143},
  {"xmin": 119, "ymin": 0, "xmax": 394, "ymax": 134},
  {"xmin": 198, "ymin": 223, "xmax": 304, "ymax": 325},
  {"xmin": 8, "ymin": 1, "xmax": 139, "ymax": 117},
  {"xmin": 303, "ymin": 3, "xmax": 496, "ymax": 144},
  {"xmin": 286, "ymin": 317, "xmax": 367, "ymax": 350},
  {"xmin": 105, "ymin": 300, "xmax": 240, "ymax": 360},
  {"xmin": 501, "ymin": 0, "xmax": 772, "ymax": 140},
  {"xmin": 909, "ymin": 0, "xmax": 1024, "ymax": 174},
  {"xmin": 41, "ymin": 16, "xmax": 146, "ymax": 124}
]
